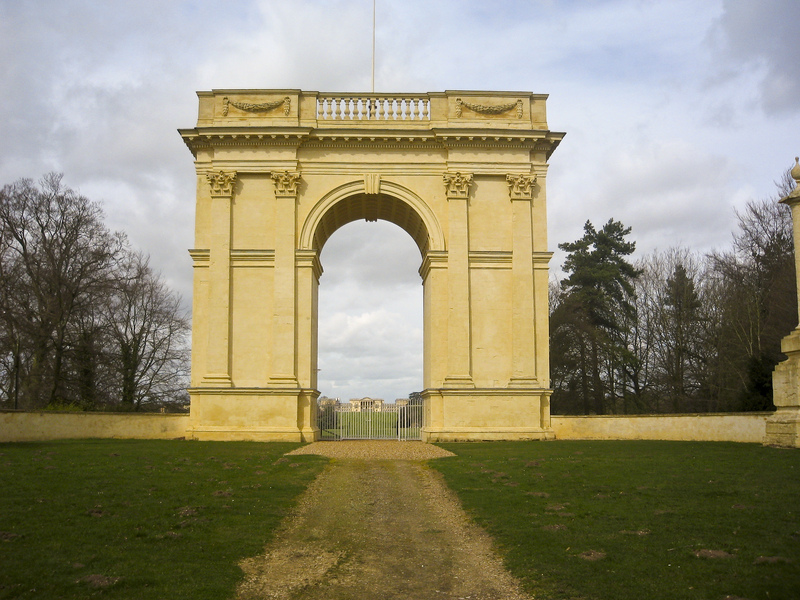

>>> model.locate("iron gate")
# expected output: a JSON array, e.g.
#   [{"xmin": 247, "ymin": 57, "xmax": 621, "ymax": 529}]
[{"xmin": 317, "ymin": 401, "xmax": 423, "ymax": 441}]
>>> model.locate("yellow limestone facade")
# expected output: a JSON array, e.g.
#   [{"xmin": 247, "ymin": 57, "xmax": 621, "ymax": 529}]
[{"xmin": 179, "ymin": 90, "xmax": 564, "ymax": 442}]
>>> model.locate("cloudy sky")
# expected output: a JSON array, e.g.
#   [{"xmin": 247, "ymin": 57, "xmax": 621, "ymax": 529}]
[{"xmin": 2, "ymin": 0, "xmax": 799, "ymax": 402}]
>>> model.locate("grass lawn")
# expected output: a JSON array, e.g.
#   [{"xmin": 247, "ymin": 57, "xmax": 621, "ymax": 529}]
[
  {"xmin": 0, "ymin": 439, "xmax": 327, "ymax": 599},
  {"xmin": 432, "ymin": 440, "xmax": 800, "ymax": 600}
]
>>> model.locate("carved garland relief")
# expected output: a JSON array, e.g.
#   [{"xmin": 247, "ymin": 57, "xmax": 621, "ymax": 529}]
[
  {"xmin": 456, "ymin": 98, "xmax": 523, "ymax": 119},
  {"xmin": 222, "ymin": 96, "xmax": 291, "ymax": 117}
]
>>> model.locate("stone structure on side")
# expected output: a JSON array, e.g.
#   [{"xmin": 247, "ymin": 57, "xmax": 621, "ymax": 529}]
[
  {"xmin": 767, "ymin": 157, "xmax": 800, "ymax": 447},
  {"xmin": 180, "ymin": 90, "xmax": 564, "ymax": 441}
]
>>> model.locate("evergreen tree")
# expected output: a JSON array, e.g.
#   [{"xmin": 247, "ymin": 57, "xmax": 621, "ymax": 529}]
[{"xmin": 552, "ymin": 219, "xmax": 639, "ymax": 414}]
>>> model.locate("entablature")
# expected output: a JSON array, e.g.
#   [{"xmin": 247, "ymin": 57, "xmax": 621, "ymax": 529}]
[
  {"xmin": 180, "ymin": 126, "xmax": 564, "ymax": 160},
  {"xmin": 182, "ymin": 90, "xmax": 565, "ymax": 158}
]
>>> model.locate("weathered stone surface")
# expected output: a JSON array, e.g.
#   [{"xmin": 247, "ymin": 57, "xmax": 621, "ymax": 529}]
[{"xmin": 180, "ymin": 91, "xmax": 564, "ymax": 441}]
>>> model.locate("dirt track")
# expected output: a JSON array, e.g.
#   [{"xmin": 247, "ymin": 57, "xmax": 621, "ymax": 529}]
[{"xmin": 235, "ymin": 442, "xmax": 533, "ymax": 600}]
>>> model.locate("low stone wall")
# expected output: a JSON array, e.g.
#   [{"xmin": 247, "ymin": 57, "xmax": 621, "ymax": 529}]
[
  {"xmin": 0, "ymin": 410, "xmax": 190, "ymax": 442},
  {"xmin": 551, "ymin": 412, "xmax": 771, "ymax": 443},
  {"xmin": 0, "ymin": 410, "xmax": 773, "ymax": 444}
]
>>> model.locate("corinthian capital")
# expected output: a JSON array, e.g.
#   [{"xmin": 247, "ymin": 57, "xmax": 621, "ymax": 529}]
[
  {"xmin": 506, "ymin": 174, "xmax": 537, "ymax": 200},
  {"xmin": 270, "ymin": 171, "xmax": 301, "ymax": 197},
  {"xmin": 443, "ymin": 172, "xmax": 473, "ymax": 199},
  {"xmin": 206, "ymin": 170, "xmax": 237, "ymax": 196}
]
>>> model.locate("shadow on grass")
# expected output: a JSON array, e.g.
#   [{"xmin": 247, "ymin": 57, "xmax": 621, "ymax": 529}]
[
  {"xmin": 0, "ymin": 439, "xmax": 327, "ymax": 600},
  {"xmin": 431, "ymin": 440, "xmax": 800, "ymax": 600}
]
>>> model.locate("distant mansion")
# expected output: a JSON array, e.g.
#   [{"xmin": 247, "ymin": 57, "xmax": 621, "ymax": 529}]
[{"xmin": 318, "ymin": 397, "xmax": 409, "ymax": 412}]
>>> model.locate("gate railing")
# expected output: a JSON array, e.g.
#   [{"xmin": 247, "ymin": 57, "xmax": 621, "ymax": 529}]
[{"xmin": 317, "ymin": 401, "xmax": 423, "ymax": 441}]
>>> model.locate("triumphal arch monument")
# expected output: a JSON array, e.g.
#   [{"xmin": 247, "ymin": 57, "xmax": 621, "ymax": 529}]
[{"xmin": 179, "ymin": 90, "xmax": 564, "ymax": 442}]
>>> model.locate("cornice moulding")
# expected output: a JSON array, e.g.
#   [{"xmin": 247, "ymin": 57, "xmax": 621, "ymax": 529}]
[
  {"xmin": 203, "ymin": 88, "xmax": 304, "ymax": 96},
  {"xmin": 180, "ymin": 125, "xmax": 565, "ymax": 162},
  {"xmin": 443, "ymin": 90, "xmax": 548, "ymax": 99}
]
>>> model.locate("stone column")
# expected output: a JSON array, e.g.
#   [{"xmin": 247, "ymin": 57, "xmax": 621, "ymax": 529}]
[
  {"xmin": 443, "ymin": 172, "xmax": 474, "ymax": 387},
  {"xmin": 201, "ymin": 170, "xmax": 236, "ymax": 386},
  {"xmin": 269, "ymin": 171, "xmax": 301, "ymax": 387},
  {"xmin": 507, "ymin": 174, "xmax": 538, "ymax": 387},
  {"xmin": 766, "ymin": 157, "xmax": 800, "ymax": 447}
]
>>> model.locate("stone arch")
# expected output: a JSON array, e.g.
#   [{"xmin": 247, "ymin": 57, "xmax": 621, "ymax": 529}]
[
  {"xmin": 299, "ymin": 179, "xmax": 446, "ymax": 256},
  {"xmin": 181, "ymin": 89, "xmax": 564, "ymax": 443}
]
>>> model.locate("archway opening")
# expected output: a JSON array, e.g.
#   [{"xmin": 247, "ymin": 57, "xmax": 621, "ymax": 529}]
[
  {"xmin": 317, "ymin": 218, "xmax": 423, "ymax": 405},
  {"xmin": 310, "ymin": 192, "xmax": 431, "ymax": 256}
]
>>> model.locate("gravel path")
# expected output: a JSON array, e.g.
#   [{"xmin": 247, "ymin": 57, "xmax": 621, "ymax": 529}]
[
  {"xmin": 235, "ymin": 441, "xmax": 534, "ymax": 600},
  {"xmin": 286, "ymin": 440, "xmax": 456, "ymax": 461}
]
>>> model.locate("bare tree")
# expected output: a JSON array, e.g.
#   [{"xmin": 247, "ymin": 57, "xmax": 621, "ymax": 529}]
[
  {"xmin": 0, "ymin": 174, "xmax": 122, "ymax": 408},
  {"xmin": 632, "ymin": 249, "xmax": 707, "ymax": 412},
  {"xmin": 107, "ymin": 250, "xmax": 190, "ymax": 410},
  {"xmin": 0, "ymin": 217, "xmax": 25, "ymax": 408},
  {"xmin": 0, "ymin": 174, "xmax": 190, "ymax": 411},
  {"xmin": 708, "ymin": 196, "xmax": 795, "ymax": 410}
]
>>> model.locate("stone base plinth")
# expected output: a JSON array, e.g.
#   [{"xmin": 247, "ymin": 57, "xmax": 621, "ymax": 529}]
[
  {"xmin": 768, "ymin": 332, "xmax": 800, "ymax": 447},
  {"xmin": 421, "ymin": 387, "xmax": 555, "ymax": 442},
  {"xmin": 764, "ymin": 408, "xmax": 800, "ymax": 448},
  {"xmin": 187, "ymin": 387, "xmax": 319, "ymax": 442}
]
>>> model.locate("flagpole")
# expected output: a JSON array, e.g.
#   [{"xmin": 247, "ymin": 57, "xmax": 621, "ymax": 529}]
[{"xmin": 371, "ymin": 0, "xmax": 376, "ymax": 93}]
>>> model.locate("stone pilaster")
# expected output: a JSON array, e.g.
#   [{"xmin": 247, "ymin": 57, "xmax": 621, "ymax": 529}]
[
  {"xmin": 201, "ymin": 170, "xmax": 236, "ymax": 386},
  {"xmin": 269, "ymin": 171, "xmax": 301, "ymax": 387},
  {"xmin": 443, "ymin": 172, "xmax": 474, "ymax": 388},
  {"xmin": 767, "ymin": 157, "xmax": 800, "ymax": 447},
  {"xmin": 507, "ymin": 174, "xmax": 538, "ymax": 387}
]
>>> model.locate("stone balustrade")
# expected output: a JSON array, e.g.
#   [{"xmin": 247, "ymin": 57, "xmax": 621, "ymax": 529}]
[
  {"xmin": 192, "ymin": 90, "xmax": 550, "ymax": 130},
  {"xmin": 317, "ymin": 94, "xmax": 430, "ymax": 121}
]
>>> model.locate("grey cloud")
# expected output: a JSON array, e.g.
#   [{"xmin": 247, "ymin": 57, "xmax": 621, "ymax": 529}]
[
  {"xmin": 317, "ymin": 221, "xmax": 423, "ymax": 401},
  {"xmin": 319, "ymin": 221, "xmax": 423, "ymax": 291},
  {"xmin": 3, "ymin": 0, "xmax": 800, "ymax": 402},
  {"xmin": 712, "ymin": 0, "xmax": 800, "ymax": 114},
  {"xmin": 318, "ymin": 307, "xmax": 423, "ymax": 401}
]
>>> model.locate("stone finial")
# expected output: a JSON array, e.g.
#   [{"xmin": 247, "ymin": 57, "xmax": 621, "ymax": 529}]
[{"xmin": 782, "ymin": 157, "xmax": 800, "ymax": 204}]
